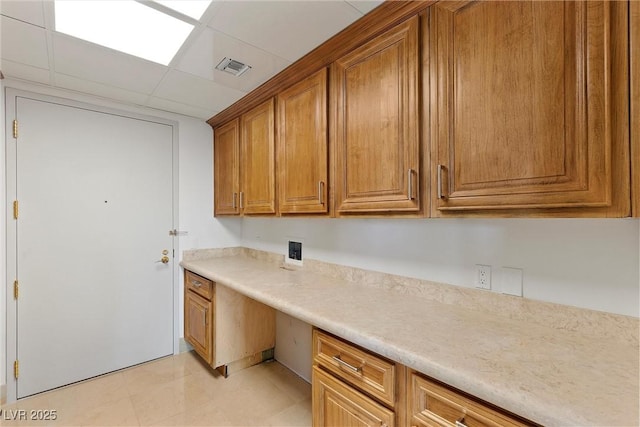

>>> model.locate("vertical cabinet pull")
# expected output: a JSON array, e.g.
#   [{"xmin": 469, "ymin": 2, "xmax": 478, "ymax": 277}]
[
  {"xmin": 437, "ymin": 164, "xmax": 445, "ymax": 199},
  {"xmin": 232, "ymin": 192, "xmax": 237, "ymax": 209},
  {"xmin": 239, "ymin": 191, "xmax": 244, "ymax": 209},
  {"xmin": 318, "ymin": 181, "xmax": 324, "ymax": 205},
  {"xmin": 407, "ymin": 169, "xmax": 414, "ymax": 200}
]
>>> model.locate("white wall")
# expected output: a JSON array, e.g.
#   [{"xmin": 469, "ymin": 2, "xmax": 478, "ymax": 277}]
[
  {"xmin": 242, "ymin": 217, "xmax": 640, "ymax": 317},
  {"xmin": 1, "ymin": 79, "xmax": 242, "ymax": 391}
]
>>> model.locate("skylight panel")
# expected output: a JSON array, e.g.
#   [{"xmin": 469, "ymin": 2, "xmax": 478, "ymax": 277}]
[
  {"xmin": 154, "ymin": 1, "xmax": 212, "ymax": 20},
  {"xmin": 54, "ymin": 0, "xmax": 194, "ymax": 66}
]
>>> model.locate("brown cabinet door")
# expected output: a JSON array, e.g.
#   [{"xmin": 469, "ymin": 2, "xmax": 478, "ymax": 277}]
[
  {"xmin": 278, "ymin": 68, "xmax": 328, "ymax": 214},
  {"xmin": 241, "ymin": 98, "xmax": 276, "ymax": 215},
  {"xmin": 431, "ymin": 1, "xmax": 629, "ymax": 215},
  {"xmin": 332, "ymin": 16, "xmax": 420, "ymax": 214},
  {"xmin": 213, "ymin": 119, "xmax": 240, "ymax": 216},
  {"xmin": 184, "ymin": 290, "xmax": 213, "ymax": 365},
  {"xmin": 312, "ymin": 367, "xmax": 395, "ymax": 427}
]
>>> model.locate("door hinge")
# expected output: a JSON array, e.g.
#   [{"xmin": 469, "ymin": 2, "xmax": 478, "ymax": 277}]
[
  {"xmin": 13, "ymin": 200, "xmax": 19, "ymax": 219},
  {"xmin": 14, "ymin": 360, "xmax": 19, "ymax": 379},
  {"xmin": 13, "ymin": 119, "xmax": 18, "ymax": 139},
  {"xmin": 14, "ymin": 280, "xmax": 19, "ymax": 299}
]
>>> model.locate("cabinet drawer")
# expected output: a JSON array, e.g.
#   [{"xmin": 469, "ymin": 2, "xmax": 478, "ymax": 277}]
[
  {"xmin": 313, "ymin": 329, "xmax": 395, "ymax": 407},
  {"xmin": 410, "ymin": 373, "xmax": 531, "ymax": 427},
  {"xmin": 312, "ymin": 366, "xmax": 395, "ymax": 427},
  {"xmin": 185, "ymin": 271, "xmax": 213, "ymax": 300}
]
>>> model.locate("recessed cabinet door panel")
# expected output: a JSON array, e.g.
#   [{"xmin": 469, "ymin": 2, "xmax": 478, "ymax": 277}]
[
  {"xmin": 278, "ymin": 68, "xmax": 328, "ymax": 214},
  {"xmin": 185, "ymin": 291, "xmax": 212, "ymax": 365},
  {"xmin": 432, "ymin": 1, "xmax": 628, "ymax": 213},
  {"xmin": 214, "ymin": 119, "xmax": 240, "ymax": 216},
  {"xmin": 312, "ymin": 367, "xmax": 395, "ymax": 427},
  {"xmin": 333, "ymin": 16, "xmax": 420, "ymax": 213},
  {"xmin": 241, "ymin": 99, "xmax": 276, "ymax": 214}
]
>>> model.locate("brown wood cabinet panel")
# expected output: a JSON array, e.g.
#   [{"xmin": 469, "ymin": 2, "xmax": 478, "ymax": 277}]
[
  {"xmin": 184, "ymin": 290, "xmax": 213, "ymax": 365},
  {"xmin": 632, "ymin": 0, "xmax": 640, "ymax": 218},
  {"xmin": 313, "ymin": 329, "xmax": 396, "ymax": 408},
  {"xmin": 241, "ymin": 98, "xmax": 276, "ymax": 215},
  {"xmin": 430, "ymin": 1, "xmax": 630, "ymax": 216},
  {"xmin": 332, "ymin": 16, "xmax": 420, "ymax": 214},
  {"xmin": 213, "ymin": 119, "xmax": 240, "ymax": 216},
  {"xmin": 410, "ymin": 373, "xmax": 530, "ymax": 427},
  {"xmin": 277, "ymin": 68, "xmax": 328, "ymax": 214},
  {"xmin": 313, "ymin": 366, "xmax": 395, "ymax": 427}
]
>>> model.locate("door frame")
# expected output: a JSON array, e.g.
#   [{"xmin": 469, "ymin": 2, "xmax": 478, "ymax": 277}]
[{"xmin": 3, "ymin": 88, "xmax": 181, "ymax": 403}]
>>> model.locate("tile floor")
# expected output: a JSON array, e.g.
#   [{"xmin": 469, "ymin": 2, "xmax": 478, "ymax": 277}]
[{"xmin": 0, "ymin": 352, "xmax": 312, "ymax": 427}]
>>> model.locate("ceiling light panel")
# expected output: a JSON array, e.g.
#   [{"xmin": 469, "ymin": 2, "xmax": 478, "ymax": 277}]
[
  {"xmin": 153, "ymin": 0, "xmax": 212, "ymax": 20},
  {"xmin": 54, "ymin": 0, "xmax": 194, "ymax": 66}
]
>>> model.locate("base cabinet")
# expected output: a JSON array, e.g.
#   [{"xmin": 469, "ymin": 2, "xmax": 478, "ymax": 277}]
[
  {"xmin": 312, "ymin": 328, "xmax": 534, "ymax": 427},
  {"xmin": 313, "ymin": 366, "xmax": 395, "ymax": 427},
  {"xmin": 184, "ymin": 270, "xmax": 276, "ymax": 372}
]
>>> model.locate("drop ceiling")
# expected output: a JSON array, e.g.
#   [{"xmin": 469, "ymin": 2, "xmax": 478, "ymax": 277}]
[{"xmin": 0, "ymin": 0, "xmax": 383, "ymax": 120}]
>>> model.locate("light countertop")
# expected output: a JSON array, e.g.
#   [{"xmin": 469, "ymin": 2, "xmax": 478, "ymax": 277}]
[{"xmin": 181, "ymin": 253, "xmax": 639, "ymax": 426}]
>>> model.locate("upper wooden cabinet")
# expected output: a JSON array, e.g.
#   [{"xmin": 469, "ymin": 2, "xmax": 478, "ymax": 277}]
[
  {"xmin": 214, "ymin": 119, "xmax": 240, "ymax": 216},
  {"xmin": 277, "ymin": 68, "xmax": 328, "ymax": 214},
  {"xmin": 214, "ymin": 99, "xmax": 276, "ymax": 216},
  {"xmin": 241, "ymin": 98, "xmax": 276, "ymax": 215},
  {"xmin": 632, "ymin": 0, "xmax": 639, "ymax": 218},
  {"xmin": 430, "ymin": 1, "xmax": 630, "ymax": 216},
  {"xmin": 331, "ymin": 16, "xmax": 421, "ymax": 214}
]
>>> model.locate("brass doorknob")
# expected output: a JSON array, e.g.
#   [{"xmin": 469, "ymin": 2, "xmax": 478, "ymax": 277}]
[{"xmin": 156, "ymin": 256, "xmax": 170, "ymax": 264}]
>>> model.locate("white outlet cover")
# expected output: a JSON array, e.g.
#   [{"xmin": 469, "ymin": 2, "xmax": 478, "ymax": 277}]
[
  {"xmin": 475, "ymin": 264, "xmax": 491, "ymax": 290},
  {"xmin": 500, "ymin": 267, "xmax": 523, "ymax": 297}
]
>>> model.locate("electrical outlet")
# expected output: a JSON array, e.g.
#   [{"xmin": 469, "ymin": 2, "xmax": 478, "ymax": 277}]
[{"xmin": 475, "ymin": 265, "xmax": 491, "ymax": 290}]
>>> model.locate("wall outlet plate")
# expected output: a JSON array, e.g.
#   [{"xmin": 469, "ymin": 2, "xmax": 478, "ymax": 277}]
[{"xmin": 475, "ymin": 264, "xmax": 491, "ymax": 290}]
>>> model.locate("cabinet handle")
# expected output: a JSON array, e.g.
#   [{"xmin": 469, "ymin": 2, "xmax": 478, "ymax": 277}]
[
  {"xmin": 239, "ymin": 191, "xmax": 244, "ymax": 209},
  {"xmin": 332, "ymin": 354, "xmax": 364, "ymax": 373},
  {"xmin": 318, "ymin": 181, "xmax": 324, "ymax": 205},
  {"xmin": 232, "ymin": 192, "xmax": 237, "ymax": 209},
  {"xmin": 437, "ymin": 164, "xmax": 445, "ymax": 199},
  {"xmin": 455, "ymin": 417, "xmax": 468, "ymax": 427},
  {"xmin": 192, "ymin": 280, "xmax": 202, "ymax": 287},
  {"xmin": 407, "ymin": 169, "xmax": 414, "ymax": 200}
]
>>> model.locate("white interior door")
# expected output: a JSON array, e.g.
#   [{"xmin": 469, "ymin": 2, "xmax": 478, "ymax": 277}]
[{"xmin": 14, "ymin": 95, "xmax": 174, "ymax": 398}]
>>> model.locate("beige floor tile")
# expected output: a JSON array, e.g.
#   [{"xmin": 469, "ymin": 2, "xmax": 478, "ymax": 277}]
[
  {"xmin": 264, "ymin": 398, "xmax": 312, "ymax": 427},
  {"xmin": 1, "ymin": 355, "xmax": 310, "ymax": 427},
  {"xmin": 130, "ymin": 376, "xmax": 211, "ymax": 425}
]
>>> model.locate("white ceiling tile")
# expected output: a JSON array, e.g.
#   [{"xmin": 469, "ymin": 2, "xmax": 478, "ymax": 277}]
[
  {"xmin": 176, "ymin": 27, "xmax": 291, "ymax": 92},
  {"xmin": 207, "ymin": 1, "xmax": 363, "ymax": 62},
  {"xmin": 1, "ymin": 15, "xmax": 49, "ymax": 69},
  {"xmin": 345, "ymin": 1, "xmax": 384, "ymax": 15},
  {"xmin": 146, "ymin": 96, "xmax": 216, "ymax": 120},
  {"xmin": 0, "ymin": 1, "xmax": 45, "ymax": 27},
  {"xmin": 54, "ymin": 73, "xmax": 150, "ymax": 105},
  {"xmin": 0, "ymin": 59, "xmax": 51, "ymax": 84},
  {"xmin": 153, "ymin": 69, "xmax": 246, "ymax": 111},
  {"xmin": 53, "ymin": 33, "xmax": 167, "ymax": 94}
]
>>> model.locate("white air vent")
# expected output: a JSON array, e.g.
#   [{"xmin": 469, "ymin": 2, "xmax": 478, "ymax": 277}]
[{"xmin": 215, "ymin": 57, "xmax": 251, "ymax": 76}]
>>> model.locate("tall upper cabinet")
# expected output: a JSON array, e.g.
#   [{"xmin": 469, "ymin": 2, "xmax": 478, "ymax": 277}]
[
  {"xmin": 430, "ymin": 1, "xmax": 630, "ymax": 217},
  {"xmin": 241, "ymin": 99, "xmax": 276, "ymax": 215},
  {"xmin": 214, "ymin": 99, "xmax": 276, "ymax": 216},
  {"xmin": 277, "ymin": 68, "xmax": 328, "ymax": 214},
  {"xmin": 331, "ymin": 16, "xmax": 421, "ymax": 214},
  {"xmin": 632, "ymin": 0, "xmax": 639, "ymax": 218}
]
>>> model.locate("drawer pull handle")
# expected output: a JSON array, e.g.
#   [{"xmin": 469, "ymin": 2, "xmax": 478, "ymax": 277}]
[
  {"xmin": 333, "ymin": 355, "xmax": 363, "ymax": 373},
  {"xmin": 455, "ymin": 417, "xmax": 468, "ymax": 427},
  {"xmin": 192, "ymin": 280, "xmax": 202, "ymax": 287}
]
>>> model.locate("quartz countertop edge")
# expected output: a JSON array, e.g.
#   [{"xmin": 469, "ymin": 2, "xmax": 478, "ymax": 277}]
[{"xmin": 180, "ymin": 255, "xmax": 639, "ymax": 427}]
